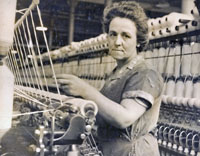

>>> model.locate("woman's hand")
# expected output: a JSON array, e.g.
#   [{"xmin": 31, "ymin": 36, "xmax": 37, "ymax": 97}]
[{"xmin": 57, "ymin": 74, "xmax": 95, "ymax": 97}]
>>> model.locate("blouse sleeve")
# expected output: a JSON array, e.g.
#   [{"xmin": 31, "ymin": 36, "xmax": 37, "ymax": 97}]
[{"xmin": 122, "ymin": 69, "xmax": 163, "ymax": 109}]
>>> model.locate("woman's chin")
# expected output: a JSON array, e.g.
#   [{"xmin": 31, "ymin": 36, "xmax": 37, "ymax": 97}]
[
  {"xmin": 111, "ymin": 55, "xmax": 124, "ymax": 60},
  {"xmin": 110, "ymin": 53, "xmax": 124, "ymax": 60}
]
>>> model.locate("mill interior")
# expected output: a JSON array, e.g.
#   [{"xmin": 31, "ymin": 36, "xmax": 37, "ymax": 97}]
[{"xmin": 0, "ymin": 0, "xmax": 200, "ymax": 155}]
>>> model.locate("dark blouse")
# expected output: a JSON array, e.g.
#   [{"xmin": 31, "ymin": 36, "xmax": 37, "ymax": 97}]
[{"xmin": 97, "ymin": 55, "xmax": 163, "ymax": 156}]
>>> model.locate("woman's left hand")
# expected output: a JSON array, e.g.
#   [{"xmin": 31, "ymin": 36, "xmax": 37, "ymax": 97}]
[{"xmin": 57, "ymin": 74, "xmax": 94, "ymax": 97}]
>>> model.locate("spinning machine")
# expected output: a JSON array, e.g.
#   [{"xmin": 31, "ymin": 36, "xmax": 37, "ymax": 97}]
[
  {"xmin": 1, "ymin": 0, "xmax": 200, "ymax": 155},
  {"xmin": 145, "ymin": 1, "xmax": 200, "ymax": 155},
  {"xmin": 0, "ymin": 0, "xmax": 102, "ymax": 156}
]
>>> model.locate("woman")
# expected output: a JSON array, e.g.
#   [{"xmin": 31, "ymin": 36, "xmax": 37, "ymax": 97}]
[{"xmin": 57, "ymin": 1, "xmax": 163, "ymax": 155}]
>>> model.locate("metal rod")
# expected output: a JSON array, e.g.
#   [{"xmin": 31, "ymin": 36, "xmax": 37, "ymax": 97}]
[{"xmin": 14, "ymin": 0, "xmax": 39, "ymax": 29}]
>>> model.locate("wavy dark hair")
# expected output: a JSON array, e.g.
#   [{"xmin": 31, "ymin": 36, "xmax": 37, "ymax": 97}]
[{"xmin": 103, "ymin": 1, "xmax": 149, "ymax": 51}]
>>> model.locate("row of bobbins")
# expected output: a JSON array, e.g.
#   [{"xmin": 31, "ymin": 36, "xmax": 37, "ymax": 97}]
[
  {"xmin": 51, "ymin": 54, "xmax": 116, "ymax": 90},
  {"xmin": 148, "ymin": 7, "xmax": 200, "ymax": 40},
  {"xmin": 157, "ymin": 124, "xmax": 200, "ymax": 156},
  {"xmin": 140, "ymin": 39, "xmax": 200, "ymax": 108},
  {"xmin": 40, "ymin": 33, "xmax": 108, "ymax": 60},
  {"xmin": 68, "ymin": 33, "xmax": 108, "ymax": 55}
]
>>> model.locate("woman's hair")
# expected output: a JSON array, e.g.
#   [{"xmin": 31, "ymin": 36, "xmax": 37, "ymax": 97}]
[{"xmin": 103, "ymin": 1, "xmax": 149, "ymax": 51}]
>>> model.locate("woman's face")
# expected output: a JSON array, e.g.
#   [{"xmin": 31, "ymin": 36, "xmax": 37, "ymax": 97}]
[{"xmin": 108, "ymin": 17, "xmax": 137, "ymax": 62}]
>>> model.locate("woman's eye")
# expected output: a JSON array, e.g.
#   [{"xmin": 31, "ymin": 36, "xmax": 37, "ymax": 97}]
[
  {"xmin": 123, "ymin": 34, "xmax": 131, "ymax": 38},
  {"xmin": 108, "ymin": 32, "xmax": 116, "ymax": 37},
  {"xmin": 109, "ymin": 34, "xmax": 113, "ymax": 37}
]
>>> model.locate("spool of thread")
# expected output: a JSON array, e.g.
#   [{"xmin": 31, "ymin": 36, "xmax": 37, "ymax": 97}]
[
  {"xmin": 158, "ymin": 125, "xmax": 165, "ymax": 144},
  {"xmin": 66, "ymin": 145, "xmax": 80, "ymax": 156},
  {"xmin": 193, "ymin": 77, "xmax": 200, "ymax": 99},
  {"xmin": 102, "ymin": 56, "xmax": 109, "ymax": 76},
  {"xmin": 181, "ymin": 76, "xmax": 193, "ymax": 107},
  {"xmin": 144, "ymin": 49, "xmax": 154, "ymax": 66},
  {"xmin": 165, "ymin": 27, "xmax": 171, "ymax": 34},
  {"xmin": 175, "ymin": 25, "xmax": 188, "ymax": 35},
  {"xmin": 162, "ymin": 95, "xmax": 168, "ymax": 104},
  {"xmin": 0, "ymin": 64, "xmax": 14, "ymax": 139},
  {"xmin": 63, "ymin": 98, "xmax": 98, "ymax": 117},
  {"xmin": 160, "ymin": 29, "xmax": 169, "ymax": 37},
  {"xmin": 165, "ymin": 12, "xmax": 194, "ymax": 28},
  {"xmin": 178, "ymin": 130, "xmax": 187, "ymax": 152},
  {"xmin": 192, "ymin": 42, "xmax": 200, "ymax": 103},
  {"xmin": 97, "ymin": 33, "xmax": 107, "ymax": 50},
  {"xmin": 152, "ymin": 48, "xmax": 159, "ymax": 68},
  {"xmin": 174, "ymin": 44, "xmax": 181, "ymax": 78},
  {"xmin": 165, "ymin": 26, "xmax": 178, "ymax": 36},
  {"xmin": 191, "ymin": 7, "xmax": 200, "ymax": 18},
  {"xmin": 148, "ymin": 31, "xmax": 154, "ymax": 40},
  {"xmin": 191, "ymin": 42, "xmax": 200, "ymax": 76},
  {"xmin": 175, "ymin": 77, "xmax": 185, "ymax": 106},
  {"xmin": 59, "ymin": 45, "xmax": 71, "ymax": 54},
  {"xmin": 194, "ymin": 99, "xmax": 200, "ymax": 108},
  {"xmin": 163, "ymin": 127, "xmax": 170, "ymax": 146},
  {"xmin": 168, "ymin": 128, "xmax": 175, "ymax": 148},
  {"xmin": 148, "ymin": 18, "xmax": 162, "ymax": 30},
  {"xmin": 151, "ymin": 30, "xmax": 161, "ymax": 39},
  {"xmin": 95, "ymin": 58, "xmax": 101, "ymax": 88},
  {"xmin": 54, "ymin": 63, "xmax": 62, "ymax": 75},
  {"xmin": 159, "ymin": 15, "xmax": 170, "ymax": 28},
  {"xmin": 157, "ymin": 47, "xmax": 166, "ymax": 75},
  {"xmin": 78, "ymin": 60, "xmax": 84, "ymax": 77},
  {"xmin": 91, "ymin": 38, "xmax": 98, "ymax": 51},
  {"xmin": 165, "ymin": 47, "xmax": 175, "ymax": 77},
  {"xmin": 165, "ymin": 77, "xmax": 175, "ymax": 97},
  {"xmin": 185, "ymin": 20, "xmax": 198, "ymax": 32},
  {"xmin": 72, "ymin": 60, "xmax": 78, "ymax": 75},
  {"xmin": 181, "ymin": 43, "xmax": 192, "ymax": 76},
  {"xmin": 185, "ymin": 132, "xmax": 193, "ymax": 153},
  {"xmin": 173, "ymin": 129, "xmax": 181, "ymax": 149},
  {"xmin": 99, "ymin": 59, "xmax": 105, "ymax": 78},
  {"xmin": 0, "ymin": 0, "xmax": 17, "ymax": 56},
  {"xmin": 168, "ymin": 96, "xmax": 176, "ymax": 105},
  {"xmin": 84, "ymin": 59, "xmax": 89, "ymax": 79},
  {"xmin": 180, "ymin": 97, "xmax": 189, "ymax": 107},
  {"xmin": 87, "ymin": 59, "xmax": 92, "ymax": 78},
  {"xmin": 184, "ymin": 76, "xmax": 193, "ymax": 100},
  {"xmin": 192, "ymin": 134, "xmax": 199, "ymax": 152},
  {"xmin": 187, "ymin": 97, "xmax": 197, "ymax": 108},
  {"xmin": 147, "ymin": 19, "xmax": 154, "ymax": 32}
]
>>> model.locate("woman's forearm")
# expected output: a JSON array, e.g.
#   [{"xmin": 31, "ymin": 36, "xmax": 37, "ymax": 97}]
[{"xmin": 82, "ymin": 87, "xmax": 145, "ymax": 129}]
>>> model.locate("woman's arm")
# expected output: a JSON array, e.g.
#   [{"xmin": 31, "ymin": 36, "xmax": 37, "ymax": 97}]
[{"xmin": 57, "ymin": 74, "xmax": 146, "ymax": 129}]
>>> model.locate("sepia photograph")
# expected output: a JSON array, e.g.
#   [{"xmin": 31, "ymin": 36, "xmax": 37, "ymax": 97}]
[{"xmin": 0, "ymin": 0, "xmax": 200, "ymax": 155}]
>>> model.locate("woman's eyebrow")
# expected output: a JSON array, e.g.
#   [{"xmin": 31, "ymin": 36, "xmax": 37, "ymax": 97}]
[
  {"xmin": 109, "ymin": 30, "xmax": 116, "ymax": 33},
  {"xmin": 121, "ymin": 31, "xmax": 131, "ymax": 35}
]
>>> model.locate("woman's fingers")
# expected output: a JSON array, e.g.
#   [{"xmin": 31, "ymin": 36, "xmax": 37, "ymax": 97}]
[
  {"xmin": 57, "ymin": 79, "xmax": 71, "ymax": 85},
  {"xmin": 59, "ymin": 85, "xmax": 71, "ymax": 95},
  {"xmin": 56, "ymin": 74, "xmax": 87, "ymax": 97},
  {"xmin": 56, "ymin": 74, "xmax": 75, "ymax": 80},
  {"xmin": 57, "ymin": 77, "xmax": 72, "ymax": 95}
]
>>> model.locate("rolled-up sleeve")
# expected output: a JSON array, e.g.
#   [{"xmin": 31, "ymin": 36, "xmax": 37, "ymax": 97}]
[{"xmin": 122, "ymin": 69, "xmax": 163, "ymax": 108}]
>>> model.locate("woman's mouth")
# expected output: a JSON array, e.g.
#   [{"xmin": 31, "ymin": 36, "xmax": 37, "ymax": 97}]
[{"xmin": 112, "ymin": 49, "xmax": 124, "ymax": 52}]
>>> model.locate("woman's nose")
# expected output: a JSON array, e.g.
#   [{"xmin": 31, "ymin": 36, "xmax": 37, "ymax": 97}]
[{"xmin": 115, "ymin": 35, "xmax": 123, "ymax": 46}]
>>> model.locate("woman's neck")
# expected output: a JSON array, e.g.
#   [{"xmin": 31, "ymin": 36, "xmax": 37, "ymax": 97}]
[{"xmin": 116, "ymin": 54, "xmax": 137, "ymax": 69}]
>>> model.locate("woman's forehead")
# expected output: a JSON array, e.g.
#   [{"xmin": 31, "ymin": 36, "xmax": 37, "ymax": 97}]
[{"xmin": 109, "ymin": 17, "xmax": 137, "ymax": 33}]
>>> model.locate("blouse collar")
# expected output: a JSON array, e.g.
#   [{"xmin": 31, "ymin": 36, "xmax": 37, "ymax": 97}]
[
  {"xmin": 126, "ymin": 55, "xmax": 144, "ymax": 70},
  {"xmin": 109, "ymin": 55, "xmax": 144, "ymax": 80}
]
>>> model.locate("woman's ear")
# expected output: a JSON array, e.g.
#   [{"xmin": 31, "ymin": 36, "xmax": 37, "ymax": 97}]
[
  {"xmin": 136, "ymin": 44, "xmax": 140, "ymax": 48},
  {"xmin": 136, "ymin": 44, "xmax": 142, "ymax": 52}
]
